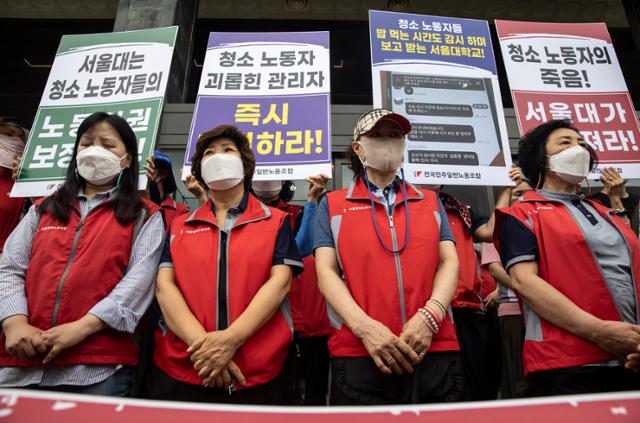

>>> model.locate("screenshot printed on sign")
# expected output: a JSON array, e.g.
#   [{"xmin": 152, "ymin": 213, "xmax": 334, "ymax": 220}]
[{"xmin": 381, "ymin": 70, "xmax": 506, "ymax": 167}]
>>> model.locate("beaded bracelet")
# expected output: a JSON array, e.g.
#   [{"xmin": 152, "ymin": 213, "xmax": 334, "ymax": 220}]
[
  {"xmin": 421, "ymin": 310, "xmax": 439, "ymax": 333},
  {"xmin": 418, "ymin": 307, "xmax": 440, "ymax": 333},
  {"xmin": 416, "ymin": 309, "xmax": 431, "ymax": 327},
  {"xmin": 416, "ymin": 310, "xmax": 437, "ymax": 334},
  {"xmin": 423, "ymin": 304, "xmax": 442, "ymax": 327}
]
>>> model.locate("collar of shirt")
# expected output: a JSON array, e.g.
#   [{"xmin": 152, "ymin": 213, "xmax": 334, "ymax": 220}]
[
  {"xmin": 538, "ymin": 188, "xmax": 583, "ymax": 202},
  {"xmin": 209, "ymin": 190, "xmax": 249, "ymax": 217},
  {"xmin": 363, "ymin": 176, "xmax": 401, "ymax": 212},
  {"xmin": 77, "ymin": 186, "xmax": 118, "ymax": 200},
  {"xmin": 76, "ymin": 186, "xmax": 119, "ymax": 216},
  {"xmin": 364, "ymin": 176, "xmax": 400, "ymax": 196}
]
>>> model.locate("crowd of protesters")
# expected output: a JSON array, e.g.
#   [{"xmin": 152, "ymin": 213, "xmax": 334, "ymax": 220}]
[{"xmin": 0, "ymin": 110, "xmax": 638, "ymax": 405}]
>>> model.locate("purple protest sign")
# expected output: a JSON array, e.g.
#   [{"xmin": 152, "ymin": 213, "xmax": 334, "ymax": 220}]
[
  {"xmin": 208, "ymin": 31, "xmax": 330, "ymax": 49},
  {"xmin": 186, "ymin": 95, "xmax": 330, "ymax": 166},
  {"xmin": 183, "ymin": 31, "xmax": 332, "ymax": 181}
]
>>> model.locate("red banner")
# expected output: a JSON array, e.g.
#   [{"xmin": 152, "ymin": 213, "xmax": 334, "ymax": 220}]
[
  {"xmin": 496, "ymin": 20, "xmax": 640, "ymax": 177},
  {"xmin": 0, "ymin": 389, "xmax": 639, "ymax": 423}
]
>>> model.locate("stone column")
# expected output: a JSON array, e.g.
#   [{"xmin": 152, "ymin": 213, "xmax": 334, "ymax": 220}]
[{"xmin": 114, "ymin": 0, "xmax": 197, "ymax": 102}]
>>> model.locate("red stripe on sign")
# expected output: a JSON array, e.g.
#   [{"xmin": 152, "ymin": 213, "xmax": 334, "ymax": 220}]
[{"xmin": 495, "ymin": 20, "xmax": 612, "ymax": 44}]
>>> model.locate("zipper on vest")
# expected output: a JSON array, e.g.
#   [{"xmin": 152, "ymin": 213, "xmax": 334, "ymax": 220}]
[
  {"xmin": 217, "ymin": 229, "xmax": 229, "ymax": 330},
  {"xmin": 51, "ymin": 215, "xmax": 87, "ymax": 327},
  {"xmin": 212, "ymin": 212, "xmax": 269, "ymax": 330},
  {"xmin": 387, "ymin": 204, "xmax": 407, "ymax": 325}
]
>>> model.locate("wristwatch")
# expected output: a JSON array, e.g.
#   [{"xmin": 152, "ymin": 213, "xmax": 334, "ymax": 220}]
[{"xmin": 613, "ymin": 208, "xmax": 627, "ymax": 216}]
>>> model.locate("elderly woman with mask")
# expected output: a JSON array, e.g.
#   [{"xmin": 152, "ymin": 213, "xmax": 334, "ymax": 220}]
[
  {"xmin": 314, "ymin": 109, "xmax": 462, "ymax": 405},
  {"xmin": 495, "ymin": 119, "xmax": 640, "ymax": 396},
  {"xmin": 148, "ymin": 124, "xmax": 303, "ymax": 404}
]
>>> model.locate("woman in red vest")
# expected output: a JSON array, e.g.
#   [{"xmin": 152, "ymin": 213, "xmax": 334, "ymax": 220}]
[
  {"xmin": 0, "ymin": 112, "xmax": 164, "ymax": 395},
  {"xmin": 495, "ymin": 119, "xmax": 640, "ymax": 395},
  {"xmin": 314, "ymin": 109, "xmax": 462, "ymax": 404},
  {"xmin": 253, "ymin": 176, "xmax": 332, "ymax": 405},
  {"xmin": 148, "ymin": 124, "xmax": 303, "ymax": 404}
]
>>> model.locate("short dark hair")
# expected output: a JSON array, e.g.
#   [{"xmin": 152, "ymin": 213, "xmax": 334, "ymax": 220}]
[
  {"xmin": 518, "ymin": 120, "xmax": 598, "ymax": 188},
  {"xmin": 39, "ymin": 112, "xmax": 144, "ymax": 225},
  {"xmin": 191, "ymin": 124, "xmax": 255, "ymax": 191}
]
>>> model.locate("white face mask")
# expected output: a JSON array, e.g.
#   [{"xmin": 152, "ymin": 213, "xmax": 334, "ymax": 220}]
[
  {"xmin": 201, "ymin": 154, "xmax": 244, "ymax": 191},
  {"xmin": 76, "ymin": 146, "xmax": 128, "ymax": 186},
  {"xmin": 252, "ymin": 180, "xmax": 282, "ymax": 198},
  {"xmin": 547, "ymin": 145, "xmax": 591, "ymax": 184},
  {"xmin": 0, "ymin": 134, "xmax": 25, "ymax": 169},
  {"xmin": 357, "ymin": 136, "xmax": 405, "ymax": 172}
]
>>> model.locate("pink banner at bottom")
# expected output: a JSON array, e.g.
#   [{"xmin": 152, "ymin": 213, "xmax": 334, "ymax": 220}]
[{"xmin": 0, "ymin": 389, "xmax": 638, "ymax": 423}]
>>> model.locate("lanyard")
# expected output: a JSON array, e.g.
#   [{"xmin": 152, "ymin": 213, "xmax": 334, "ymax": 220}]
[{"xmin": 362, "ymin": 167, "xmax": 410, "ymax": 254}]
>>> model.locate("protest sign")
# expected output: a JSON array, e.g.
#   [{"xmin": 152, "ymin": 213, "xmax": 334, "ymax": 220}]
[
  {"xmin": 183, "ymin": 32, "xmax": 332, "ymax": 180},
  {"xmin": 496, "ymin": 20, "xmax": 640, "ymax": 178},
  {"xmin": 370, "ymin": 10, "xmax": 512, "ymax": 186},
  {"xmin": 12, "ymin": 26, "xmax": 178, "ymax": 197}
]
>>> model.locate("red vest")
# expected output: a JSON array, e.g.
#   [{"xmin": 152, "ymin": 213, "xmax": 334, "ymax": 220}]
[
  {"xmin": 290, "ymin": 255, "xmax": 331, "ymax": 337},
  {"xmin": 446, "ymin": 209, "xmax": 483, "ymax": 309},
  {"xmin": 495, "ymin": 191, "xmax": 640, "ymax": 374},
  {"xmin": 160, "ymin": 196, "xmax": 189, "ymax": 233},
  {"xmin": 273, "ymin": 200, "xmax": 301, "ymax": 229},
  {"xmin": 0, "ymin": 196, "xmax": 159, "ymax": 367},
  {"xmin": 153, "ymin": 194, "xmax": 292, "ymax": 389},
  {"xmin": 325, "ymin": 178, "xmax": 459, "ymax": 357},
  {"xmin": 480, "ymin": 266, "xmax": 497, "ymax": 301},
  {"xmin": 274, "ymin": 200, "xmax": 331, "ymax": 338}
]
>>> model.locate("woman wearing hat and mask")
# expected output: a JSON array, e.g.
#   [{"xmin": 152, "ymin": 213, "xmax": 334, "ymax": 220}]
[
  {"xmin": 314, "ymin": 109, "xmax": 462, "ymax": 405},
  {"xmin": 495, "ymin": 119, "xmax": 640, "ymax": 395},
  {"xmin": 0, "ymin": 112, "xmax": 164, "ymax": 395},
  {"xmin": 0, "ymin": 117, "xmax": 29, "ymax": 254},
  {"xmin": 149, "ymin": 124, "xmax": 303, "ymax": 404}
]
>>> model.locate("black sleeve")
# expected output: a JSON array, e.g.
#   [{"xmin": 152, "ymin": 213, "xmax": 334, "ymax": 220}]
[
  {"xmin": 622, "ymin": 194, "xmax": 639, "ymax": 218},
  {"xmin": 293, "ymin": 208, "xmax": 304, "ymax": 235},
  {"xmin": 273, "ymin": 219, "xmax": 304, "ymax": 276},
  {"xmin": 22, "ymin": 198, "xmax": 33, "ymax": 214},
  {"xmin": 589, "ymin": 192, "xmax": 611, "ymax": 208},
  {"xmin": 498, "ymin": 215, "xmax": 539, "ymax": 271},
  {"xmin": 158, "ymin": 235, "xmax": 173, "ymax": 267},
  {"xmin": 469, "ymin": 207, "xmax": 489, "ymax": 236}
]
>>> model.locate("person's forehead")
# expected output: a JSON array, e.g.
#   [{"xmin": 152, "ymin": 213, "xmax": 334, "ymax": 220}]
[
  {"xmin": 206, "ymin": 138, "xmax": 235, "ymax": 147},
  {"xmin": 0, "ymin": 123, "xmax": 23, "ymax": 134},
  {"xmin": 551, "ymin": 128, "xmax": 582, "ymax": 139},
  {"xmin": 85, "ymin": 122, "xmax": 117, "ymax": 135}
]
